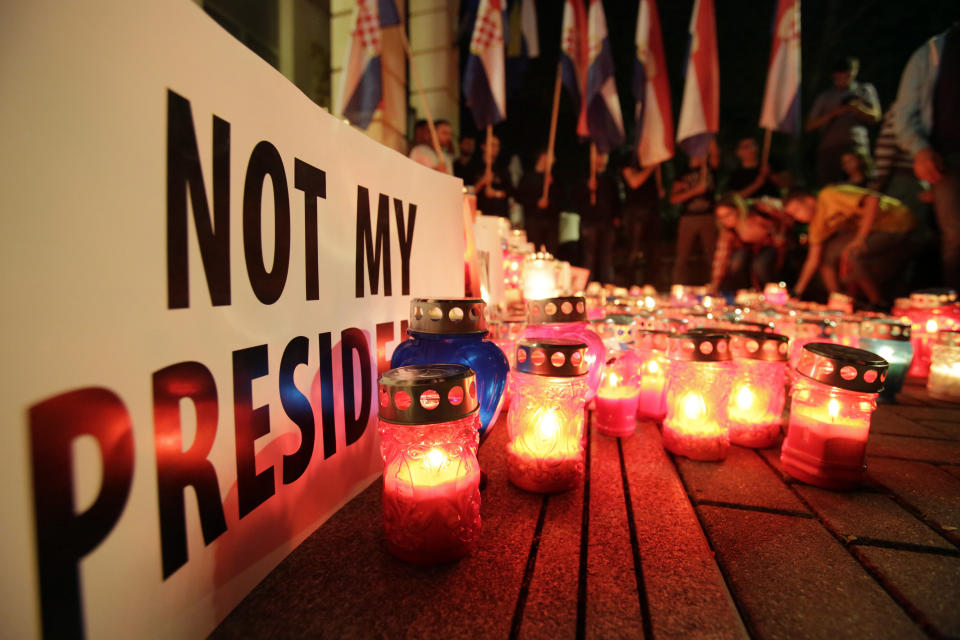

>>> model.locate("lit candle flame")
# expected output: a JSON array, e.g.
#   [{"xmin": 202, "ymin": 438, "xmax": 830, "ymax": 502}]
[
  {"xmin": 681, "ymin": 392, "xmax": 707, "ymax": 421},
  {"xmin": 537, "ymin": 409, "xmax": 560, "ymax": 440},
  {"xmin": 828, "ymin": 398, "xmax": 840, "ymax": 420},
  {"xmin": 423, "ymin": 447, "xmax": 447, "ymax": 471},
  {"xmin": 608, "ymin": 372, "xmax": 620, "ymax": 387},
  {"xmin": 647, "ymin": 360, "xmax": 659, "ymax": 374},
  {"xmin": 926, "ymin": 319, "xmax": 939, "ymax": 333},
  {"xmin": 735, "ymin": 385, "xmax": 754, "ymax": 411}
]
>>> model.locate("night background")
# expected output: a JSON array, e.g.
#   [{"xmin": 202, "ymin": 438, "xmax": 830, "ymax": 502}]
[{"xmin": 458, "ymin": 0, "xmax": 960, "ymax": 188}]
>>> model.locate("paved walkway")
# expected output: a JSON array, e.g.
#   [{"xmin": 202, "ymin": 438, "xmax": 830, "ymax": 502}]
[{"xmin": 213, "ymin": 383, "xmax": 960, "ymax": 639}]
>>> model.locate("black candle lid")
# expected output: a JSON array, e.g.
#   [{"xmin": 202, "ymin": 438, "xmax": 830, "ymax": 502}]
[
  {"xmin": 515, "ymin": 338, "xmax": 589, "ymax": 377},
  {"xmin": 636, "ymin": 330, "xmax": 671, "ymax": 352},
  {"xmin": 409, "ymin": 298, "xmax": 487, "ymax": 334},
  {"xmin": 526, "ymin": 296, "xmax": 588, "ymax": 324},
  {"xmin": 730, "ymin": 331, "xmax": 790, "ymax": 362},
  {"xmin": 378, "ymin": 364, "xmax": 480, "ymax": 425},
  {"xmin": 795, "ymin": 343, "xmax": 889, "ymax": 393},
  {"xmin": 668, "ymin": 331, "xmax": 732, "ymax": 362},
  {"xmin": 860, "ymin": 318, "xmax": 912, "ymax": 342},
  {"xmin": 795, "ymin": 316, "xmax": 837, "ymax": 339}
]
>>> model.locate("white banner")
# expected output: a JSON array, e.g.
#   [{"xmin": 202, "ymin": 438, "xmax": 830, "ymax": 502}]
[{"xmin": 0, "ymin": 1, "xmax": 464, "ymax": 638}]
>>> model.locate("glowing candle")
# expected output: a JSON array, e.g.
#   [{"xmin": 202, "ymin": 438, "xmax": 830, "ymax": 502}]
[
  {"xmin": 727, "ymin": 331, "xmax": 789, "ymax": 448},
  {"xmin": 507, "ymin": 339, "xmax": 590, "ymax": 493},
  {"xmin": 790, "ymin": 317, "xmax": 838, "ymax": 369},
  {"xmin": 859, "ymin": 319, "xmax": 914, "ymax": 400},
  {"xmin": 635, "ymin": 330, "xmax": 670, "ymax": 421},
  {"xmin": 781, "ymin": 344, "xmax": 888, "ymax": 490},
  {"xmin": 763, "ymin": 282, "xmax": 788, "ymax": 306},
  {"xmin": 662, "ymin": 332, "xmax": 735, "ymax": 461},
  {"xmin": 523, "ymin": 254, "xmax": 560, "ymax": 300},
  {"xmin": 378, "ymin": 364, "xmax": 482, "ymax": 564},
  {"xmin": 928, "ymin": 330, "xmax": 960, "ymax": 400},
  {"xmin": 523, "ymin": 296, "xmax": 606, "ymax": 401},
  {"xmin": 595, "ymin": 345, "xmax": 642, "ymax": 437}
]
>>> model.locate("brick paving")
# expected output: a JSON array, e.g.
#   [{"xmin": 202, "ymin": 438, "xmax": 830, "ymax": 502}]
[{"xmin": 214, "ymin": 382, "xmax": 960, "ymax": 639}]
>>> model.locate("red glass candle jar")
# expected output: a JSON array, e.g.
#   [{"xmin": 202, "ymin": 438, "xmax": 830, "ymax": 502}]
[
  {"xmin": 507, "ymin": 339, "xmax": 590, "ymax": 493},
  {"xmin": 728, "ymin": 331, "xmax": 790, "ymax": 448},
  {"xmin": 663, "ymin": 332, "xmax": 735, "ymax": 461},
  {"xmin": 378, "ymin": 364, "xmax": 482, "ymax": 564},
  {"xmin": 781, "ymin": 344, "xmax": 888, "ymax": 490},
  {"xmin": 900, "ymin": 289, "xmax": 960, "ymax": 380},
  {"xmin": 523, "ymin": 296, "xmax": 606, "ymax": 401},
  {"xmin": 635, "ymin": 330, "xmax": 670, "ymax": 421},
  {"xmin": 595, "ymin": 332, "xmax": 641, "ymax": 437},
  {"xmin": 928, "ymin": 330, "xmax": 960, "ymax": 400}
]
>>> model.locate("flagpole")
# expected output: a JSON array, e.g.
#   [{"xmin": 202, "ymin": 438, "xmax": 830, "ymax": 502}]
[
  {"xmin": 589, "ymin": 143, "xmax": 597, "ymax": 206},
  {"xmin": 395, "ymin": 8, "xmax": 447, "ymax": 172},
  {"xmin": 540, "ymin": 62, "xmax": 563, "ymax": 205},
  {"xmin": 655, "ymin": 164, "xmax": 665, "ymax": 199},
  {"xmin": 761, "ymin": 128, "xmax": 773, "ymax": 170}
]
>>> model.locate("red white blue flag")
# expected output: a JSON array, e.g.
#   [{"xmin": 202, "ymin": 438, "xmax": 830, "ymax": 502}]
[
  {"xmin": 759, "ymin": 0, "xmax": 801, "ymax": 136},
  {"xmin": 676, "ymin": 0, "xmax": 719, "ymax": 158},
  {"xmin": 586, "ymin": 0, "xmax": 625, "ymax": 153},
  {"xmin": 633, "ymin": 0, "xmax": 674, "ymax": 166},
  {"xmin": 337, "ymin": 0, "xmax": 401, "ymax": 130},
  {"xmin": 464, "ymin": 0, "xmax": 507, "ymax": 129},
  {"xmin": 560, "ymin": 0, "xmax": 588, "ymax": 137}
]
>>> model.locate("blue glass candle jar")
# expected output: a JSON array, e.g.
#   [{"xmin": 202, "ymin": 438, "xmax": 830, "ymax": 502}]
[
  {"xmin": 858, "ymin": 319, "xmax": 914, "ymax": 400},
  {"xmin": 391, "ymin": 298, "xmax": 510, "ymax": 439}
]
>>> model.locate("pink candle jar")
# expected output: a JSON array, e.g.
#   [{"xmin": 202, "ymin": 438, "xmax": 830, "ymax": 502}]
[
  {"xmin": 595, "ymin": 325, "xmax": 641, "ymax": 437},
  {"xmin": 901, "ymin": 289, "xmax": 960, "ymax": 380},
  {"xmin": 780, "ymin": 344, "xmax": 888, "ymax": 490},
  {"xmin": 790, "ymin": 317, "xmax": 838, "ymax": 369},
  {"xmin": 523, "ymin": 296, "xmax": 606, "ymax": 401},
  {"xmin": 378, "ymin": 364, "xmax": 482, "ymax": 564},
  {"xmin": 728, "ymin": 331, "xmax": 790, "ymax": 448},
  {"xmin": 635, "ymin": 330, "xmax": 671, "ymax": 421},
  {"xmin": 507, "ymin": 339, "xmax": 590, "ymax": 493},
  {"xmin": 663, "ymin": 332, "xmax": 735, "ymax": 461},
  {"xmin": 763, "ymin": 282, "xmax": 788, "ymax": 305},
  {"xmin": 928, "ymin": 330, "xmax": 960, "ymax": 400}
]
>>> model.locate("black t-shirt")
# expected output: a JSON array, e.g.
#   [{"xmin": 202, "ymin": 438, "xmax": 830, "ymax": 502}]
[
  {"xmin": 934, "ymin": 25, "xmax": 960, "ymax": 154},
  {"xmin": 575, "ymin": 170, "xmax": 619, "ymax": 227},
  {"xmin": 516, "ymin": 171, "xmax": 562, "ymax": 219},
  {"xmin": 622, "ymin": 163, "xmax": 660, "ymax": 210},
  {"xmin": 475, "ymin": 165, "xmax": 512, "ymax": 218},
  {"xmin": 675, "ymin": 168, "xmax": 715, "ymax": 216},
  {"xmin": 725, "ymin": 166, "xmax": 780, "ymax": 198}
]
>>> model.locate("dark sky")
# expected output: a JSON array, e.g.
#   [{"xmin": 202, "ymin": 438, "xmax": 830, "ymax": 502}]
[{"xmin": 459, "ymin": 0, "xmax": 959, "ymax": 182}]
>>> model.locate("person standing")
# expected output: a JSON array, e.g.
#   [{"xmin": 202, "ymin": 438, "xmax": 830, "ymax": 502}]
[
  {"xmin": 621, "ymin": 154, "xmax": 662, "ymax": 282},
  {"xmin": 516, "ymin": 150, "xmax": 562, "ymax": 254},
  {"xmin": 576, "ymin": 152, "xmax": 618, "ymax": 284},
  {"xmin": 893, "ymin": 24, "xmax": 960, "ymax": 290},
  {"xmin": 725, "ymin": 136, "xmax": 781, "ymax": 199},
  {"xmin": 671, "ymin": 150, "xmax": 717, "ymax": 285},
  {"xmin": 408, "ymin": 119, "xmax": 454, "ymax": 174},
  {"xmin": 806, "ymin": 57, "xmax": 881, "ymax": 186},
  {"xmin": 473, "ymin": 134, "xmax": 512, "ymax": 218}
]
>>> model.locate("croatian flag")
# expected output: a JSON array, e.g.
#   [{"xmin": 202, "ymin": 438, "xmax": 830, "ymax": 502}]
[
  {"xmin": 560, "ymin": 0, "xmax": 588, "ymax": 137},
  {"xmin": 337, "ymin": 0, "xmax": 401, "ymax": 130},
  {"xmin": 634, "ymin": 0, "xmax": 674, "ymax": 166},
  {"xmin": 464, "ymin": 0, "xmax": 506, "ymax": 129},
  {"xmin": 676, "ymin": 0, "xmax": 719, "ymax": 158},
  {"xmin": 759, "ymin": 0, "xmax": 801, "ymax": 136},
  {"xmin": 586, "ymin": 0, "xmax": 625, "ymax": 153}
]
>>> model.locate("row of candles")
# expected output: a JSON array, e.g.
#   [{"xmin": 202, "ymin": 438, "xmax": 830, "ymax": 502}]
[{"xmin": 376, "ymin": 285, "xmax": 960, "ymax": 565}]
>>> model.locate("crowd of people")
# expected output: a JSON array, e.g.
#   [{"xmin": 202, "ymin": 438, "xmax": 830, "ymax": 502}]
[{"xmin": 408, "ymin": 24, "xmax": 959, "ymax": 309}]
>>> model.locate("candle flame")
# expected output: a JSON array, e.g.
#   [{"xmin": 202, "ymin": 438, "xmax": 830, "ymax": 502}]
[
  {"xmin": 647, "ymin": 360, "xmax": 659, "ymax": 374},
  {"xmin": 926, "ymin": 319, "xmax": 939, "ymax": 333},
  {"xmin": 735, "ymin": 385, "xmax": 754, "ymax": 411},
  {"xmin": 680, "ymin": 392, "xmax": 707, "ymax": 421},
  {"xmin": 537, "ymin": 410, "xmax": 560, "ymax": 440},
  {"xmin": 828, "ymin": 398, "xmax": 840, "ymax": 420},
  {"xmin": 608, "ymin": 372, "xmax": 620, "ymax": 387},
  {"xmin": 423, "ymin": 447, "xmax": 447, "ymax": 471}
]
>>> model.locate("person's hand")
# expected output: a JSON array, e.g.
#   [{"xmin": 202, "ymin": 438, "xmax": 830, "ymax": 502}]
[
  {"xmin": 587, "ymin": 175, "xmax": 597, "ymax": 192},
  {"xmin": 840, "ymin": 237, "xmax": 867, "ymax": 276},
  {"xmin": 914, "ymin": 148, "xmax": 944, "ymax": 184},
  {"xmin": 537, "ymin": 196, "xmax": 549, "ymax": 209}
]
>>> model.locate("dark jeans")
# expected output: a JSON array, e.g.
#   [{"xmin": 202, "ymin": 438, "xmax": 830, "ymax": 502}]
[
  {"xmin": 933, "ymin": 152, "xmax": 960, "ymax": 289},
  {"xmin": 580, "ymin": 224, "xmax": 615, "ymax": 283},
  {"xmin": 673, "ymin": 214, "xmax": 717, "ymax": 285},
  {"xmin": 720, "ymin": 246, "xmax": 780, "ymax": 292}
]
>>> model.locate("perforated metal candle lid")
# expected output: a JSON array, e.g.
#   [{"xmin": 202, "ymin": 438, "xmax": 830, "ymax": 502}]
[
  {"xmin": 636, "ymin": 330, "xmax": 671, "ymax": 352},
  {"xmin": 730, "ymin": 331, "xmax": 790, "ymax": 362},
  {"xmin": 860, "ymin": 318, "xmax": 912, "ymax": 341},
  {"xmin": 515, "ymin": 339, "xmax": 589, "ymax": 377},
  {"xmin": 936, "ymin": 330, "xmax": 960, "ymax": 347},
  {"xmin": 667, "ymin": 331, "xmax": 732, "ymax": 362},
  {"xmin": 526, "ymin": 296, "xmax": 587, "ymax": 324},
  {"xmin": 409, "ymin": 298, "xmax": 487, "ymax": 334},
  {"xmin": 795, "ymin": 343, "xmax": 889, "ymax": 393},
  {"xmin": 378, "ymin": 364, "xmax": 480, "ymax": 425},
  {"xmin": 910, "ymin": 288, "xmax": 957, "ymax": 307},
  {"xmin": 594, "ymin": 314, "xmax": 636, "ymax": 344},
  {"xmin": 796, "ymin": 316, "xmax": 837, "ymax": 339}
]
